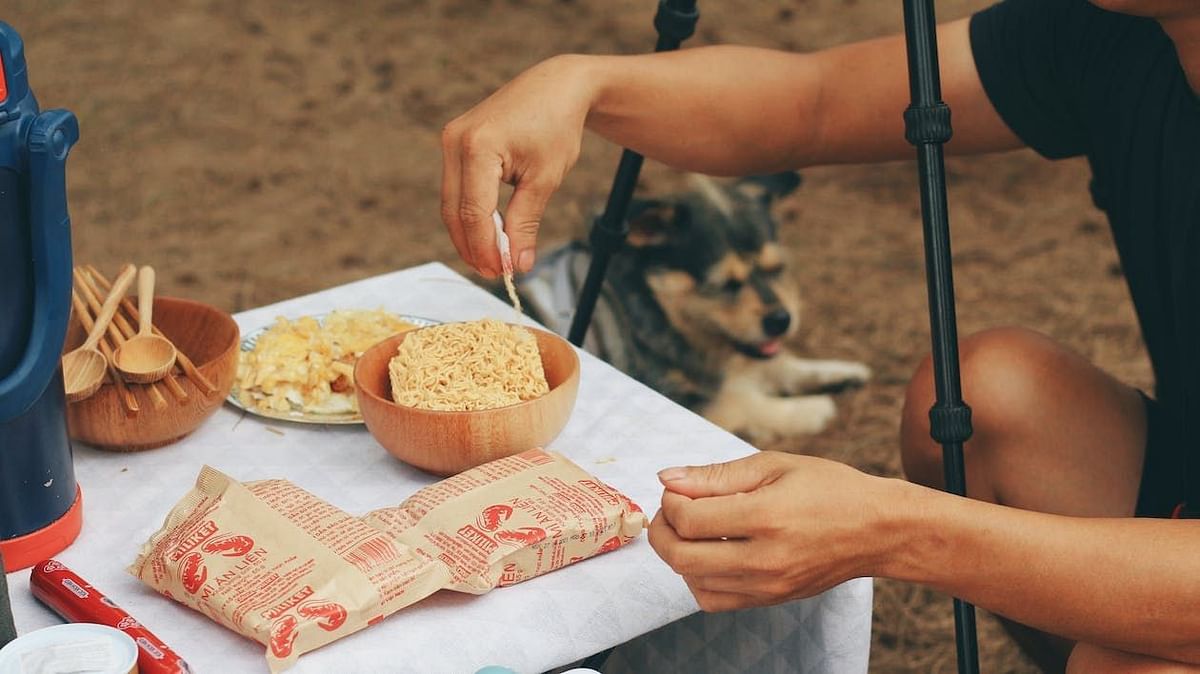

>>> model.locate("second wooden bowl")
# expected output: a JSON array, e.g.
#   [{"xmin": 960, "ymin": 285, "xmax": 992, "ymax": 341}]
[
  {"xmin": 354, "ymin": 324, "xmax": 580, "ymax": 476},
  {"xmin": 66, "ymin": 297, "xmax": 239, "ymax": 451}
]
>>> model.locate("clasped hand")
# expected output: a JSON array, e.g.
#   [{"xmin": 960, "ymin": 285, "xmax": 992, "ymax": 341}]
[{"xmin": 648, "ymin": 452, "xmax": 902, "ymax": 612}]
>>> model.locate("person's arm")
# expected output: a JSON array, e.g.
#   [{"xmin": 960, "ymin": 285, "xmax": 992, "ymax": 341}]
[
  {"xmin": 585, "ymin": 19, "xmax": 1017, "ymax": 172},
  {"xmin": 440, "ymin": 17, "xmax": 1019, "ymax": 278},
  {"xmin": 887, "ymin": 482, "xmax": 1200, "ymax": 664},
  {"xmin": 648, "ymin": 453, "xmax": 1200, "ymax": 664}
]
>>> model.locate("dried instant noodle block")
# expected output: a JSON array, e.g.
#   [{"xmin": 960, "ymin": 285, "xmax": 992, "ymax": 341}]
[
  {"xmin": 387, "ymin": 319, "xmax": 550, "ymax": 411},
  {"xmin": 131, "ymin": 450, "xmax": 646, "ymax": 672}
]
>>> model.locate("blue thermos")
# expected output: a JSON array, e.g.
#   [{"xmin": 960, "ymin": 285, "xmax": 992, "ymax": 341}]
[{"xmin": 0, "ymin": 21, "xmax": 82, "ymax": 574}]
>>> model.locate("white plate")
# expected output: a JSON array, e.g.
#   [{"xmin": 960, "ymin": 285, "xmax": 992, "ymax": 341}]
[{"xmin": 226, "ymin": 313, "xmax": 439, "ymax": 425}]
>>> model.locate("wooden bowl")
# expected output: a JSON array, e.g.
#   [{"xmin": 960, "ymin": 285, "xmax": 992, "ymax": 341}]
[
  {"xmin": 354, "ymin": 324, "xmax": 581, "ymax": 476},
  {"xmin": 65, "ymin": 297, "xmax": 239, "ymax": 451}
]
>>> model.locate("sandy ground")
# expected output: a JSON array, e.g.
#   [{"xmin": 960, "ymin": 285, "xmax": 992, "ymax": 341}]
[{"xmin": 6, "ymin": 1, "xmax": 1153, "ymax": 671}]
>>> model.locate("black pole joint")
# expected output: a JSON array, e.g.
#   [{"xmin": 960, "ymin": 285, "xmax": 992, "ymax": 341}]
[
  {"xmin": 929, "ymin": 404, "xmax": 973, "ymax": 445},
  {"xmin": 588, "ymin": 213, "xmax": 628, "ymax": 250},
  {"xmin": 567, "ymin": 0, "xmax": 698, "ymax": 347},
  {"xmin": 654, "ymin": 0, "xmax": 700, "ymax": 45},
  {"xmin": 903, "ymin": 102, "xmax": 953, "ymax": 145}
]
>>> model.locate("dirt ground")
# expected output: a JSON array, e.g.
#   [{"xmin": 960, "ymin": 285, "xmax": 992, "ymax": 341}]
[{"xmin": 7, "ymin": 1, "xmax": 1153, "ymax": 672}]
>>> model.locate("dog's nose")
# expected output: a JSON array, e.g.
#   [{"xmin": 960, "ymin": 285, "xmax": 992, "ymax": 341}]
[{"xmin": 762, "ymin": 309, "xmax": 791, "ymax": 337}]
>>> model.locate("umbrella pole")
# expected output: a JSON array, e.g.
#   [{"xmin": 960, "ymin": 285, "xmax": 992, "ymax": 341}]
[
  {"xmin": 567, "ymin": 0, "xmax": 699, "ymax": 347},
  {"xmin": 901, "ymin": 1, "xmax": 980, "ymax": 672}
]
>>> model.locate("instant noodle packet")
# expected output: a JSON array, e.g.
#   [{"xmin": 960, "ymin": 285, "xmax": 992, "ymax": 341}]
[{"xmin": 129, "ymin": 449, "xmax": 647, "ymax": 672}]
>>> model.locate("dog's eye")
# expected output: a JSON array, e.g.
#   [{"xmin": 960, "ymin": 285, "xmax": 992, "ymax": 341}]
[{"xmin": 721, "ymin": 279, "xmax": 744, "ymax": 294}]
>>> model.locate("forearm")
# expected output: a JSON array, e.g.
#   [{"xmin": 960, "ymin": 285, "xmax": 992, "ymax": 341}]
[
  {"xmin": 882, "ymin": 480, "xmax": 1200, "ymax": 662},
  {"xmin": 569, "ymin": 19, "xmax": 1018, "ymax": 176},
  {"xmin": 578, "ymin": 46, "xmax": 835, "ymax": 175}
]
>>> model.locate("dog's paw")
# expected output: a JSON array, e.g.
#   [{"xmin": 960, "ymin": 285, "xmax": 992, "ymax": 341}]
[
  {"xmin": 773, "ymin": 358, "xmax": 872, "ymax": 396},
  {"xmin": 778, "ymin": 394, "xmax": 837, "ymax": 436},
  {"xmin": 807, "ymin": 361, "xmax": 872, "ymax": 394},
  {"xmin": 834, "ymin": 361, "xmax": 872, "ymax": 387}
]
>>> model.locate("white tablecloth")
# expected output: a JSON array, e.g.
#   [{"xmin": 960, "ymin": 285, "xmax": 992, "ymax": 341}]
[{"xmin": 7, "ymin": 263, "xmax": 871, "ymax": 673}]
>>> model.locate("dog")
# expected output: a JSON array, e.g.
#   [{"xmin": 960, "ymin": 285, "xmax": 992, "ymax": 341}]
[{"xmin": 513, "ymin": 172, "xmax": 871, "ymax": 443}]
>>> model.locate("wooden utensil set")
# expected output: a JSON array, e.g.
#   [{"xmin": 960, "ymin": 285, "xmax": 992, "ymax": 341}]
[{"xmin": 64, "ymin": 263, "xmax": 217, "ymax": 416}]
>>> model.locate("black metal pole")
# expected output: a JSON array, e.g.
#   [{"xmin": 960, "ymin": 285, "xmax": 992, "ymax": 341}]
[
  {"xmin": 565, "ymin": 3, "xmax": 699, "ymax": 671},
  {"xmin": 901, "ymin": 1, "xmax": 980, "ymax": 673},
  {"xmin": 567, "ymin": 0, "xmax": 699, "ymax": 347},
  {"xmin": 0, "ymin": 552, "xmax": 16, "ymax": 647}
]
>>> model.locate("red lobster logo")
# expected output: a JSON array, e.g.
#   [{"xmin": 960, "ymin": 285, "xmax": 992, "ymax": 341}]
[
  {"xmin": 495, "ymin": 527, "xmax": 547, "ymax": 546},
  {"xmin": 597, "ymin": 536, "xmax": 623, "ymax": 554},
  {"xmin": 180, "ymin": 552, "xmax": 207, "ymax": 595},
  {"xmin": 478, "ymin": 504, "xmax": 546, "ymax": 546},
  {"xmin": 269, "ymin": 615, "xmax": 299, "ymax": 658},
  {"xmin": 476, "ymin": 504, "xmax": 513, "ymax": 532},
  {"xmin": 298, "ymin": 600, "xmax": 347, "ymax": 632},
  {"xmin": 201, "ymin": 533, "xmax": 255, "ymax": 557}
]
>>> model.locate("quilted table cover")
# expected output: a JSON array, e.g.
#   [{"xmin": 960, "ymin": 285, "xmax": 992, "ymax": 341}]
[{"xmin": 7, "ymin": 263, "xmax": 871, "ymax": 673}]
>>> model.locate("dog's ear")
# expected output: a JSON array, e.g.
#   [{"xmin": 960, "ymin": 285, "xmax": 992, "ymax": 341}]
[
  {"xmin": 625, "ymin": 199, "xmax": 680, "ymax": 249},
  {"xmin": 736, "ymin": 172, "xmax": 802, "ymax": 202}
]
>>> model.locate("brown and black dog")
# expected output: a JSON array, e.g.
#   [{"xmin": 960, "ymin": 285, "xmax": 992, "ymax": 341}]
[{"xmin": 516, "ymin": 172, "xmax": 870, "ymax": 443}]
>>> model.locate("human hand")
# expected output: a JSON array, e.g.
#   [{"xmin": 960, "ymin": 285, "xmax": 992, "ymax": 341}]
[
  {"xmin": 648, "ymin": 451, "xmax": 903, "ymax": 612},
  {"xmin": 441, "ymin": 55, "xmax": 595, "ymax": 278}
]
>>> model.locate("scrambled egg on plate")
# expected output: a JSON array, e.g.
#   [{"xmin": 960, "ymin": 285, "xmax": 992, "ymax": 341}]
[{"xmin": 236, "ymin": 309, "xmax": 418, "ymax": 416}]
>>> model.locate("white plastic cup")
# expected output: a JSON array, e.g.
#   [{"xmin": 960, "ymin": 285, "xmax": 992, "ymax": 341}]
[{"xmin": 0, "ymin": 623, "xmax": 138, "ymax": 674}]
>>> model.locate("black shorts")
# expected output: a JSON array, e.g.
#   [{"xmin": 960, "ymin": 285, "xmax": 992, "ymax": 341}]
[{"xmin": 1135, "ymin": 393, "xmax": 1194, "ymax": 518}]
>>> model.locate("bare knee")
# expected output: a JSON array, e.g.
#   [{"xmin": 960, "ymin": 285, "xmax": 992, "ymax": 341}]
[
  {"xmin": 900, "ymin": 349, "xmax": 942, "ymax": 487},
  {"xmin": 900, "ymin": 327, "xmax": 1063, "ymax": 488},
  {"xmin": 1068, "ymin": 643, "xmax": 1200, "ymax": 673}
]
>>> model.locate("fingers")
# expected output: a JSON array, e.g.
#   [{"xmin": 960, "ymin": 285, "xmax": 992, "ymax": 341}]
[
  {"xmin": 447, "ymin": 150, "xmax": 555, "ymax": 276},
  {"xmin": 659, "ymin": 490, "xmax": 757, "ymax": 540},
  {"xmin": 683, "ymin": 577, "xmax": 762, "ymax": 613},
  {"xmin": 648, "ymin": 511, "xmax": 753, "ymax": 577},
  {"xmin": 657, "ymin": 452, "xmax": 789, "ymax": 499},
  {"xmin": 503, "ymin": 175, "xmax": 555, "ymax": 273},
  {"xmin": 685, "ymin": 573, "xmax": 786, "ymax": 598},
  {"xmin": 459, "ymin": 142, "xmax": 504, "ymax": 279},
  {"xmin": 441, "ymin": 121, "xmax": 504, "ymax": 278},
  {"xmin": 440, "ymin": 123, "xmax": 470, "ymax": 265}
]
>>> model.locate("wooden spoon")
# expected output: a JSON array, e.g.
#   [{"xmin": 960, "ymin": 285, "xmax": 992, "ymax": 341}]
[
  {"xmin": 71, "ymin": 288, "xmax": 138, "ymax": 415},
  {"xmin": 87, "ymin": 264, "xmax": 216, "ymax": 397},
  {"xmin": 62, "ymin": 265, "xmax": 135, "ymax": 401},
  {"xmin": 113, "ymin": 266, "xmax": 177, "ymax": 383}
]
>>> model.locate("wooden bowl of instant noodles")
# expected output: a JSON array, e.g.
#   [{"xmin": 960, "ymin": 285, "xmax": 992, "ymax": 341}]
[{"xmin": 354, "ymin": 323, "xmax": 581, "ymax": 476}]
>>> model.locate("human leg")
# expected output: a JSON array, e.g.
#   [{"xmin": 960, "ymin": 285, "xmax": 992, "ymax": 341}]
[
  {"xmin": 1067, "ymin": 642, "xmax": 1200, "ymax": 673},
  {"xmin": 899, "ymin": 327, "xmax": 1149, "ymax": 672}
]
